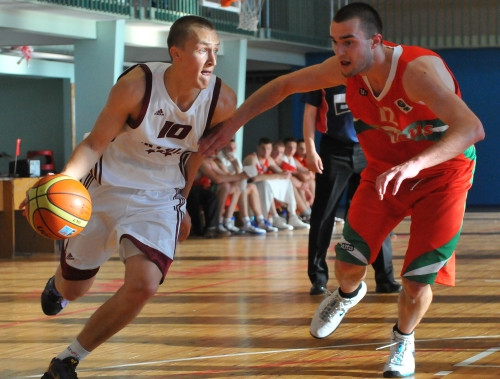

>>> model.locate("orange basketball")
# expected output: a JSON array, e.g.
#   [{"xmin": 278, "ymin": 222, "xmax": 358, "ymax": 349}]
[{"xmin": 26, "ymin": 174, "xmax": 92, "ymax": 240}]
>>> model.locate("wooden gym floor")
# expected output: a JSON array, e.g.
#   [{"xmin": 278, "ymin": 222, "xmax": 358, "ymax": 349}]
[{"xmin": 1, "ymin": 210, "xmax": 499, "ymax": 378}]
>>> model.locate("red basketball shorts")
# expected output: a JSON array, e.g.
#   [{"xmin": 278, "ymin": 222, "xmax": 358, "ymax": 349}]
[{"xmin": 335, "ymin": 161, "xmax": 475, "ymax": 286}]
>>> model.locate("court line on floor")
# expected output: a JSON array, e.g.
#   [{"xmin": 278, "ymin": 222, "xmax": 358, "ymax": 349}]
[
  {"xmin": 454, "ymin": 346, "xmax": 500, "ymax": 367},
  {"xmin": 19, "ymin": 334, "xmax": 500, "ymax": 378},
  {"xmin": 433, "ymin": 345, "xmax": 500, "ymax": 376},
  {"xmin": 67, "ymin": 334, "xmax": 500, "ymax": 372}
]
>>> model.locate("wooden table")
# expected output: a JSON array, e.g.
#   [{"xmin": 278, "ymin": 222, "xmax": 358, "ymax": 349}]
[{"xmin": 0, "ymin": 177, "xmax": 56, "ymax": 258}]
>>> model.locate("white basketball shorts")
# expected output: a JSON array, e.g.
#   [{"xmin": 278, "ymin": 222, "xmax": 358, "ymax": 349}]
[{"xmin": 64, "ymin": 180, "xmax": 185, "ymax": 273}]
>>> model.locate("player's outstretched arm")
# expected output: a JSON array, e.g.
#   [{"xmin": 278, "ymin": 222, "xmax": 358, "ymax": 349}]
[{"xmin": 199, "ymin": 58, "xmax": 345, "ymax": 157}]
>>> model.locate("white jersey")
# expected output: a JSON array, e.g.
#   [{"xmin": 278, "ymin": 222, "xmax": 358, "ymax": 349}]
[
  {"xmin": 282, "ymin": 155, "xmax": 298, "ymax": 169},
  {"xmin": 87, "ymin": 62, "xmax": 221, "ymax": 190},
  {"xmin": 217, "ymin": 150, "xmax": 240, "ymax": 174}
]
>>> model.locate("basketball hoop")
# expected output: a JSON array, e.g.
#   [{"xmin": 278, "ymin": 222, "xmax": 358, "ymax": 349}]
[{"xmin": 238, "ymin": 0, "xmax": 264, "ymax": 32}]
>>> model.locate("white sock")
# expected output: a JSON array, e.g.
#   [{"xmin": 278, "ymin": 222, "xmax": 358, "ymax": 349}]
[
  {"xmin": 256, "ymin": 215, "xmax": 265, "ymax": 222},
  {"xmin": 57, "ymin": 339, "xmax": 90, "ymax": 361},
  {"xmin": 242, "ymin": 216, "xmax": 251, "ymax": 225}
]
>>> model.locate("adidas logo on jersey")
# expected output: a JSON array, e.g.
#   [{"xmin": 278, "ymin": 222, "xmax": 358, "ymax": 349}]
[
  {"xmin": 66, "ymin": 253, "xmax": 75, "ymax": 260},
  {"xmin": 154, "ymin": 109, "xmax": 165, "ymax": 116}
]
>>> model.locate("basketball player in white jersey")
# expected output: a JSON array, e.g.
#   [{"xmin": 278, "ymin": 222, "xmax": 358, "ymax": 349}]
[{"xmin": 20, "ymin": 16, "xmax": 237, "ymax": 378}]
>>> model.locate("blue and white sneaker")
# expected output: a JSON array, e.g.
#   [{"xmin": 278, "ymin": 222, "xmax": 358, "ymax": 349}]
[
  {"xmin": 382, "ymin": 330, "xmax": 415, "ymax": 377},
  {"xmin": 310, "ymin": 281, "xmax": 367, "ymax": 338},
  {"xmin": 241, "ymin": 222, "xmax": 266, "ymax": 235},
  {"xmin": 255, "ymin": 218, "xmax": 278, "ymax": 233}
]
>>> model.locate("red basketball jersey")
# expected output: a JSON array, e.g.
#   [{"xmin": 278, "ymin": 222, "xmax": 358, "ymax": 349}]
[{"xmin": 346, "ymin": 43, "xmax": 476, "ymax": 178}]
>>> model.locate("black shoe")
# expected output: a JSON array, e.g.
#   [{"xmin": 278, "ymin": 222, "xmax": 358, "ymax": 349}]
[
  {"xmin": 376, "ymin": 282, "xmax": 402, "ymax": 294},
  {"xmin": 309, "ymin": 283, "xmax": 328, "ymax": 295},
  {"xmin": 41, "ymin": 276, "xmax": 68, "ymax": 316},
  {"xmin": 41, "ymin": 357, "xmax": 79, "ymax": 379},
  {"xmin": 203, "ymin": 227, "xmax": 218, "ymax": 239}
]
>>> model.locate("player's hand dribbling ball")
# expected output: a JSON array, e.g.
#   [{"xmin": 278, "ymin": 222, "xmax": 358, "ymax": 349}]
[{"xmin": 26, "ymin": 174, "xmax": 92, "ymax": 240}]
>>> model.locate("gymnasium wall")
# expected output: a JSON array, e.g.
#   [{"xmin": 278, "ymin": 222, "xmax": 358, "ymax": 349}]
[{"xmin": 0, "ymin": 76, "xmax": 71, "ymax": 176}]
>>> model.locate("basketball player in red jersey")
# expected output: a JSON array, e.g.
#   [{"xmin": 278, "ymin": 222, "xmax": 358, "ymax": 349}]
[
  {"xmin": 20, "ymin": 16, "xmax": 237, "ymax": 379},
  {"xmin": 199, "ymin": 3, "xmax": 485, "ymax": 377}
]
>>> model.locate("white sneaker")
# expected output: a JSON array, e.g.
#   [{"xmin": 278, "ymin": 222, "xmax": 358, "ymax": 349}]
[
  {"xmin": 382, "ymin": 330, "xmax": 415, "ymax": 377},
  {"xmin": 257, "ymin": 219, "xmax": 278, "ymax": 233},
  {"xmin": 335, "ymin": 217, "xmax": 345, "ymax": 223},
  {"xmin": 288, "ymin": 214, "xmax": 310, "ymax": 230},
  {"xmin": 271, "ymin": 215, "xmax": 293, "ymax": 231},
  {"xmin": 310, "ymin": 281, "xmax": 367, "ymax": 338},
  {"xmin": 223, "ymin": 220, "xmax": 245, "ymax": 235},
  {"xmin": 217, "ymin": 223, "xmax": 231, "ymax": 237},
  {"xmin": 241, "ymin": 223, "xmax": 266, "ymax": 235}
]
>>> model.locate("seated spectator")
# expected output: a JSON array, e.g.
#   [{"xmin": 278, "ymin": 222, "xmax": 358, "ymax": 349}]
[
  {"xmin": 198, "ymin": 155, "xmax": 247, "ymax": 235},
  {"xmin": 271, "ymin": 139, "xmax": 312, "ymax": 221},
  {"xmin": 243, "ymin": 137, "xmax": 310, "ymax": 230},
  {"xmin": 187, "ymin": 169, "xmax": 228, "ymax": 238},
  {"xmin": 217, "ymin": 139, "xmax": 278, "ymax": 233},
  {"xmin": 283, "ymin": 136, "xmax": 316, "ymax": 206},
  {"xmin": 294, "ymin": 139, "xmax": 309, "ymax": 167}
]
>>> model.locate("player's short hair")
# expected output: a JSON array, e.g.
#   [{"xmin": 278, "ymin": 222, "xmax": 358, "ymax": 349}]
[
  {"xmin": 258, "ymin": 137, "xmax": 273, "ymax": 146},
  {"xmin": 334, "ymin": 2, "xmax": 383, "ymax": 38},
  {"xmin": 273, "ymin": 139, "xmax": 285, "ymax": 148},
  {"xmin": 167, "ymin": 15, "xmax": 216, "ymax": 59}
]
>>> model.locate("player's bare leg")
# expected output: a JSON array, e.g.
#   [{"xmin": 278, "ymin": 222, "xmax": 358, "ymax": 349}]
[
  {"xmin": 382, "ymin": 278, "xmax": 429, "ymax": 377},
  {"xmin": 76, "ymin": 253, "xmax": 161, "ymax": 351},
  {"xmin": 41, "ymin": 266, "xmax": 94, "ymax": 316},
  {"xmin": 397, "ymin": 278, "xmax": 432, "ymax": 333},
  {"xmin": 55, "ymin": 266, "xmax": 95, "ymax": 301},
  {"xmin": 335, "ymin": 259, "xmax": 367, "ymax": 293}
]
